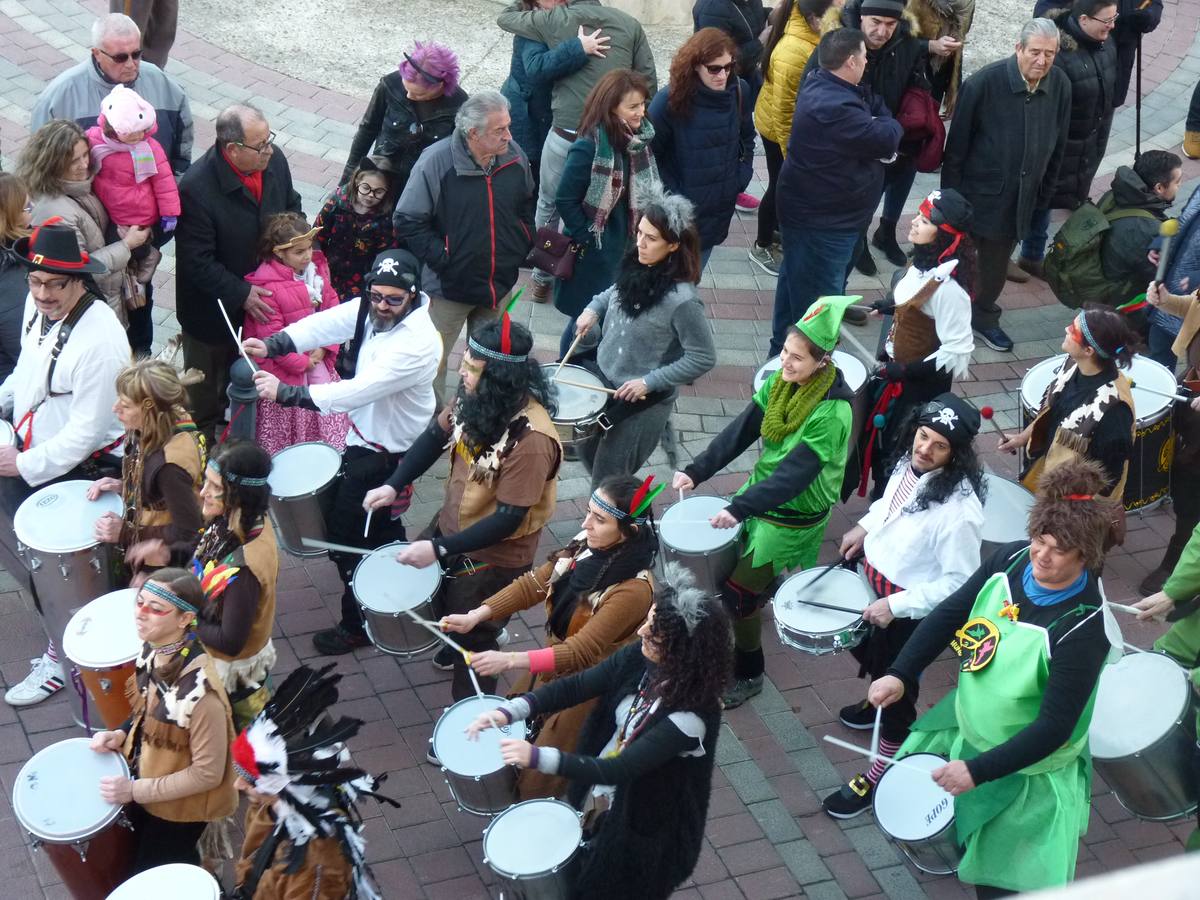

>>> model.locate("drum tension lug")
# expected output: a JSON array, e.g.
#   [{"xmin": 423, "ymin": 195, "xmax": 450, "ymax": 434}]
[
  {"xmin": 72, "ymin": 842, "xmax": 89, "ymax": 862},
  {"xmin": 597, "ymin": 414, "xmax": 613, "ymax": 432},
  {"xmin": 59, "ymin": 563, "xmax": 70, "ymax": 580}
]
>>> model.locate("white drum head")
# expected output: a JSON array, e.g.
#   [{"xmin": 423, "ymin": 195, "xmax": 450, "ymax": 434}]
[
  {"xmin": 267, "ymin": 442, "xmax": 340, "ymax": 498},
  {"xmin": 1020, "ymin": 353, "xmax": 1174, "ymax": 426},
  {"xmin": 432, "ymin": 695, "xmax": 526, "ymax": 777},
  {"xmin": 107, "ymin": 863, "xmax": 220, "ymax": 898},
  {"xmin": 753, "ymin": 352, "xmax": 866, "ymax": 394},
  {"xmin": 545, "ymin": 364, "xmax": 607, "ymax": 421},
  {"xmin": 873, "ymin": 753, "xmax": 954, "ymax": 841},
  {"xmin": 753, "ymin": 358, "xmax": 782, "ymax": 393},
  {"xmin": 980, "ymin": 473, "xmax": 1033, "ymax": 546},
  {"xmin": 63, "ymin": 588, "xmax": 140, "ymax": 669},
  {"xmin": 485, "ymin": 799, "xmax": 582, "ymax": 876},
  {"xmin": 1089, "ymin": 652, "xmax": 1189, "ymax": 759},
  {"xmin": 13, "ymin": 738, "xmax": 128, "ymax": 842},
  {"xmin": 773, "ymin": 568, "xmax": 870, "ymax": 634},
  {"xmin": 659, "ymin": 496, "xmax": 741, "ymax": 554},
  {"xmin": 13, "ymin": 480, "xmax": 122, "ymax": 553},
  {"xmin": 1019, "ymin": 355, "xmax": 1064, "ymax": 416},
  {"xmin": 352, "ymin": 543, "xmax": 441, "ymax": 614}
]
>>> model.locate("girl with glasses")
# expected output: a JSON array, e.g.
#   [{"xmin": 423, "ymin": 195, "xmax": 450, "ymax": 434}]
[{"xmin": 314, "ymin": 159, "xmax": 398, "ymax": 306}]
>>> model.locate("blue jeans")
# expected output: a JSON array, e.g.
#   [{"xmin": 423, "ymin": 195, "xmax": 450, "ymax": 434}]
[
  {"xmin": 1147, "ymin": 321, "xmax": 1180, "ymax": 371},
  {"xmin": 770, "ymin": 225, "xmax": 860, "ymax": 356},
  {"xmin": 1020, "ymin": 208, "xmax": 1053, "ymax": 262}
]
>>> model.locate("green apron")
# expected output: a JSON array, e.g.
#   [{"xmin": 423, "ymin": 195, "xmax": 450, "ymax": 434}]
[
  {"xmin": 736, "ymin": 372, "xmax": 852, "ymax": 575},
  {"xmin": 898, "ymin": 553, "xmax": 1101, "ymax": 892}
]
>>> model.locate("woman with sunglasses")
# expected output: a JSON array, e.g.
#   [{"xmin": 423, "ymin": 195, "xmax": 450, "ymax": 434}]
[
  {"xmin": 340, "ymin": 41, "xmax": 468, "ymax": 193},
  {"xmin": 88, "ymin": 568, "xmax": 238, "ymax": 875},
  {"xmin": 313, "ymin": 159, "xmax": 398, "ymax": 307},
  {"xmin": 649, "ymin": 28, "xmax": 756, "ymax": 273},
  {"xmin": 465, "ymin": 565, "xmax": 731, "ymax": 900},
  {"xmin": 998, "ymin": 306, "xmax": 1139, "ymax": 502}
]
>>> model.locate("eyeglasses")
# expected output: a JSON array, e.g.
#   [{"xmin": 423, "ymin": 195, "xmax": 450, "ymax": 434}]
[
  {"xmin": 703, "ymin": 62, "xmax": 735, "ymax": 75},
  {"xmin": 97, "ymin": 47, "xmax": 142, "ymax": 64},
  {"xmin": 1086, "ymin": 11, "xmax": 1119, "ymax": 24},
  {"xmin": 233, "ymin": 132, "xmax": 277, "ymax": 155},
  {"xmin": 135, "ymin": 595, "xmax": 175, "ymax": 617},
  {"xmin": 367, "ymin": 289, "xmax": 411, "ymax": 307},
  {"xmin": 26, "ymin": 274, "xmax": 71, "ymax": 292},
  {"xmin": 356, "ymin": 183, "xmax": 389, "ymax": 200}
]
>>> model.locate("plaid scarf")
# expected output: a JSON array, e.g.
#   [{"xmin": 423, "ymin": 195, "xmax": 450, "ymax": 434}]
[{"xmin": 582, "ymin": 120, "xmax": 658, "ymax": 249}]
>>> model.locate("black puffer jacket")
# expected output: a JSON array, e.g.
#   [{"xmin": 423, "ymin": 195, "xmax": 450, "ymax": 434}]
[
  {"xmin": 341, "ymin": 72, "xmax": 468, "ymax": 187},
  {"xmin": 1044, "ymin": 9, "xmax": 1118, "ymax": 209},
  {"xmin": 1098, "ymin": 165, "xmax": 1171, "ymax": 285},
  {"xmin": 693, "ymin": 0, "xmax": 769, "ymax": 78},
  {"xmin": 805, "ymin": 1, "xmax": 931, "ymax": 116},
  {"xmin": 0, "ymin": 244, "xmax": 25, "ymax": 382}
]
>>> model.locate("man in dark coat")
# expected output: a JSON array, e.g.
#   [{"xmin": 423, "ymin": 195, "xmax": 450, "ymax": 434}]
[
  {"xmin": 941, "ymin": 17, "xmax": 1070, "ymax": 353},
  {"xmin": 175, "ymin": 104, "xmax": 302, "ymax": 440},
  {"xmin": 806, "ymin": 0, "xmax": 961, "ymax": 271},
  {"xmin": 1099, "ymin": 151, "xmax": 1182, "ymax": 298},
  {"xmin": 1017, "ymin": 0, "xmax": 1118, "ymax": 277},
  {"xmin": 769, "ymin": 28, "xmax": 903, "ymax": 355}
]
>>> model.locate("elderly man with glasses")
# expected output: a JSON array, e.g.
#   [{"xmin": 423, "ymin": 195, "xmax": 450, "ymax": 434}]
[
  {"xmin": 174, "ymin": 103, "xmax": 301, "ymax": 442},
  {"xmin": 242, "ymin": 248, "xmax": 442, "ymax": 655}
]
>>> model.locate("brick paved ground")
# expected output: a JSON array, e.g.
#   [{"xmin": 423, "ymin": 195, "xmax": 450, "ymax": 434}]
[{"xmin": 0, "ymin": 0, "xmax": 1199, "ymax": 896}]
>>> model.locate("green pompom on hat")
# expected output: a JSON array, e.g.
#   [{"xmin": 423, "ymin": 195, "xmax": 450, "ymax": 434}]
[{"xmin": 795, "ymin": 295, "xmax": 862, "ymax": 352}]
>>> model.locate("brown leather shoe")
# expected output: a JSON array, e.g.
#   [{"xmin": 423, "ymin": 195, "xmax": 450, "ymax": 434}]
[
  {"xmin": 1017, "ymin": 256, "xmax": 1045, "ymax": 280},
  {"xmin": 1006, "ymin": 259, "xmax": 1031, "ymax": 283},
  {"xmin": 1184, "ymin": 130, "xmax": 1200, "ymax": 160}
]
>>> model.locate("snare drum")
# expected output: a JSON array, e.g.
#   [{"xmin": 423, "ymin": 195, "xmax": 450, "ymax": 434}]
[
  {"xmin": 13, "ymin": 738, "xmax": 134, "ymax": 900},
  {"xmin": 63, "ymin": 589, "xmax": 140, "ymax": 730},
  {"xmin": 483, "ymin": 798, "xmax": 582, "ymax": 899},
  {"xmin": 873, "ymin": 752, "xmax": 962, "ymax": 875},
  {"xmin": 351, "ymin": 542, "xmax": 442, "ymax": 657},
  {"xmin": 544, "ymin": 363, "xmax": 608, "ymax": 460},
  {"xmin": 658, "ymin": 496, "xmax": 742, "ymax": 599},
  {"xmin": 267, "ymin": 441, "xmax": 340, "ymax": 557},
  {"xmin": 772, "ymin": 568, "xmax": 871, "ymax": 655},
  {"xmin": 431, "ymin": 695, "xmax": 527, "ymax": 816},
  {"xmin": 755, "ymin": 350, "xmax": 869, "ymax": 443},
  {"xmin": 1089, "ymin": 652, "xmax": 1197, "ymax": 821},
  {"xmin": 14, "ymin": 480, "xmax": 124, "ymax": 729},
  {"xmin": 107, "ymin": 863, "xmax": 221, "ymax": 898},
  {"xmin": 1019, "ymin": 354, "xmax": 1176, "ymax": 510},
  {"xmin": 979, "ymin": 473, "xmax": 1033, "ymax": 559}
]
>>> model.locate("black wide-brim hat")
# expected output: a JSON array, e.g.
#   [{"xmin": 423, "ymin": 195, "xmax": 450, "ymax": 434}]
[{"xmin": 13, "ymin": 218, "xmax": 109, "ymax": 276}]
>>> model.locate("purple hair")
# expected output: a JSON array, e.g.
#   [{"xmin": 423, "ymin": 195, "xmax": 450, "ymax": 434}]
[{"xmin": 398, "ymin": 41, "xmax": 460, "ymax": 95}]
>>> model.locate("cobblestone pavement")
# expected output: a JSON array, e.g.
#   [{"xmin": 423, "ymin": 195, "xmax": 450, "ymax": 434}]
[{"xmin": 0, "ymin": 0, "xmax": 1199, "ymax": 897}]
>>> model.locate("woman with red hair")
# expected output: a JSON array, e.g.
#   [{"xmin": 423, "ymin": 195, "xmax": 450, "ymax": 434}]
[{"xmin": 648, "ymin": 28, "xmax": 755, "ymax": 272}]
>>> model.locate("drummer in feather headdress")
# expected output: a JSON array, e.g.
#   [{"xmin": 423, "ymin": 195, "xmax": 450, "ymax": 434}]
[
  {"xmin": 672, "ymin": 296, "xmax": 857, "ymax": 708},
  {"xmin": 230, "ymin": 664, "xmax": 399, "ymax": 899}
]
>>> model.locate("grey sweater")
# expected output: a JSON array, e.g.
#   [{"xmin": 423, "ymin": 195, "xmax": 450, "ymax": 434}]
[{"xmin": 586, "ymin": 282, "xmax": 716, "ymax": 392}]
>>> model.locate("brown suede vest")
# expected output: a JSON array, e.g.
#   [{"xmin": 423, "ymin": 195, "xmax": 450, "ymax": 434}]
[
  {"xmin": 134, "ymin": 431, "xmax": 205, "ymax": 532},
  {"xmin": 889, "ymin": 278, "xmax": 941, "ymax": 364},
  {"xmin": 204, "ymin": 521, "xmax": 279, "ymax": 663}
]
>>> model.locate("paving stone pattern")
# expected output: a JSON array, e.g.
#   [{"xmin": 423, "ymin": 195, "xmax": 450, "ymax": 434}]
[{"xmin": 0, "ymin": 0, "xmax": 1198, "ymax": 896}]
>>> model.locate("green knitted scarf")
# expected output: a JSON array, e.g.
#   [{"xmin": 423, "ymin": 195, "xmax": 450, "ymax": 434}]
[{"xmin": 760, "ymin": 363, "xmax": 836, "ymax": 444}]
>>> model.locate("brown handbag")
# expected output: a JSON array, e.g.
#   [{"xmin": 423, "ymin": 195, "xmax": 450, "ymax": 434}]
[{"xmin": 529, "ymin": 227, "xmax": 583, "ymax": 280}]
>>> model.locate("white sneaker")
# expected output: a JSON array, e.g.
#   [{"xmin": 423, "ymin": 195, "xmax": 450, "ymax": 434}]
[
  {"xmin": 496, "ymin": 627, "xmax": 511, "ymax": 647},
  {"xmin": 5, "ymin": 654, "xmax": 65, "ymax": 707}
]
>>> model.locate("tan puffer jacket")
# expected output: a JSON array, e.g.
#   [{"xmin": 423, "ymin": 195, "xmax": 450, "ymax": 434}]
[{"xmin": 754, "ymin": 8, "xmax": 822, "ymax": 150}]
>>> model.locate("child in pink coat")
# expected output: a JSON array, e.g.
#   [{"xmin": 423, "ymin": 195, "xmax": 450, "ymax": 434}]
[
  {"xmin": 244, "ymin": 212, "xmax": 351, "ymax": 454},
  {"xmin": 86, "ymin": 84, "xmax": 180, "ymax": 306}
]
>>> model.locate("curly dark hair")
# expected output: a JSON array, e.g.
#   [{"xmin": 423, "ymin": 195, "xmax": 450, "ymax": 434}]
[
  {"xmin": 1027, "ymin": 459, "xmax": 1116, "ymax": 570},
  {"xmin": 210, "ymin": 440, "xmax": 272, "ymax": 539},
  {"xmin": 457, "ymin": 318, "xmax": 557, "ymax": 447},
  {"xmin": 888, "ymin": 412, "xmax": 987, "ymax": 512},
  {"xmin": 667, "ymin": 28, "xmax": 738, "ymax": 118},
  {"xmin": 1078, "ymin": 304, "xmax": 1143, "ymax": 372},
  {"xmin": 647, "ymin": 567, "xmax": 732, "ymax": 713},
  {"xmin": 911, "ymin": 228, "xmax": 977, "ymax": 300}
]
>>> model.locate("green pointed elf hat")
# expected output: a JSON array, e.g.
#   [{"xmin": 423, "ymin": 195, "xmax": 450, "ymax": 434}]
[{"xmin": 796, "ymin": 295, "xmax": 862, "ymax": 352}]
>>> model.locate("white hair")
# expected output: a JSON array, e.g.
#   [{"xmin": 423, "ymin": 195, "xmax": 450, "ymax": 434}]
[
  {"xmin": 92, "ymin": 13, "xmax": 140, "ymax": 49},
  {"xmin": 1019, "ymin": 17, "xmax": 1060, "ymax": 48},
  {"xmin": 455, "ymin": 91, "xmax": 510, "ymax": 136}
]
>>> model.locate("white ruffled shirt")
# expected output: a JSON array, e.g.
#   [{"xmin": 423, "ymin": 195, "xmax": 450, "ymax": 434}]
[{"xmin": 886, "ymin": 259, "xmax": 974, "ymax": 380}]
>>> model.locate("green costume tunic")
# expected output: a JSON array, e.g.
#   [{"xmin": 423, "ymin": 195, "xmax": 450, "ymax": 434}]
[
  {"xmin": 898, "ymin": 552, "xmax": 1103, "ymax": 892},
  {"xmin": 737, "ymin": 371, "xmax": 853, "ymax": 574}
]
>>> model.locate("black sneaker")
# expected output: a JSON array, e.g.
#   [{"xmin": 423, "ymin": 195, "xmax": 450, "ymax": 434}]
[
  {"xmin": 822, "ymin": 774, "xmax": 874, "ymax": 819},
  {"xmin": 432, "ymin": 644, "xmax": 457, "ymax": 671},
  {"xmin": 311, "ymin": 626, "xmax": 371, "ymax": 656},
  {"xmin": 975, "ymin": 326, "xmax": 1014, "ymax": 353},
  {"xmin": 842, "ymin": 306, "xmax": 868, "ymax": 326},
  {"xmin": 838, "ymin": 699, "xmax": 875, "ymax": 731},
  {"xmin": 721, "ymin": 675, "xmax": 763, "ymax": 709},
  {"xmin": 853, "ymin": 242, "xmax": 878, "ymax": 276}
]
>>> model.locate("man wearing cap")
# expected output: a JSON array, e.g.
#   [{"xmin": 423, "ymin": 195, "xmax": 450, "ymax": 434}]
[
  {"xmin": 242, "ymin": 249, "xmax": 441, "ymax": 657},
  {"xmin": 823, "ymin": 393, "xmax": 985, "ymax": 818},
  {"xmin": 0, "ymin": 221, "xmax": 128, "ymax": 708},
  {"xmin": 674, "ymin": 296, "xmax": 858, "ymax": 707},
  {"xmin": 361, "ymin": 318, "xmax": 561, "ymax": 711}
]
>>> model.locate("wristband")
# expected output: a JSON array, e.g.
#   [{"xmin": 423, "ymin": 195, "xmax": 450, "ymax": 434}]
[{"xmin": 527, "ymin": 647, "xmax": 556, "ymax": 675}]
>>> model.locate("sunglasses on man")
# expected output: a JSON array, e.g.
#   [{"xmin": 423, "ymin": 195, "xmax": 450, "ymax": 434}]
[{"xmin": 97, "ymin": 47, "xmax": 142, "ymax": 64}]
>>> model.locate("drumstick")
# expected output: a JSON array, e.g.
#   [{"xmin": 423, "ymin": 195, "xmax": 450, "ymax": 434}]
[
  {"xmin": 1127, "ymin": 379, "xmax": 1190, "ymax": 404},
  {"xmin": 217, "ymin": 299, "xmax": 259, "ymax": 373},
  {"xmin": 399, "ymin": 607, "xmax": 471, "ymax": 658},
  {"xmin": 302, "ymin": 538, "xmax": 373, "ymax": 555},
  {"xmin": 553, "ymin": 377, "xmax": 617, "ymax": 395},
  {"xmin": 1107, "ymin": 602, "xmax": 1144, "ymax": 615},
  {"xmin": 363, "ymin": 509, "xmax": 374, "ymax": 540},
  {"xmin": 804, "ymin": 557, "xmax": 847, "ymax": 591},
  {"xmin": 555, "ymin": 331, "xmax": 586, "ymax": 379},
  {"xmin": 785, "ymin": 596, "xmax": 866, "ymax": 616},
  {"xmin": 869, "ymin": 704, "xmax": 882, "ymax": 761},
  {"xmin": 822, "ymin": 735, "xmax": 932, "ymax": 775},
  {"xmin": 466, "ymin": 665, "xmax": 486, "ymax": 701}
]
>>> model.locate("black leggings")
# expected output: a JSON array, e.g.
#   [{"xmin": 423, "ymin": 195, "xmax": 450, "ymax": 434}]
[
  {"xmin": 756, "ymin": 136, "xmax": 785, "ymax": 248},
  {"xmin": 127, "ymin": 803, "xmax": 206, "ymax": 875}
]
